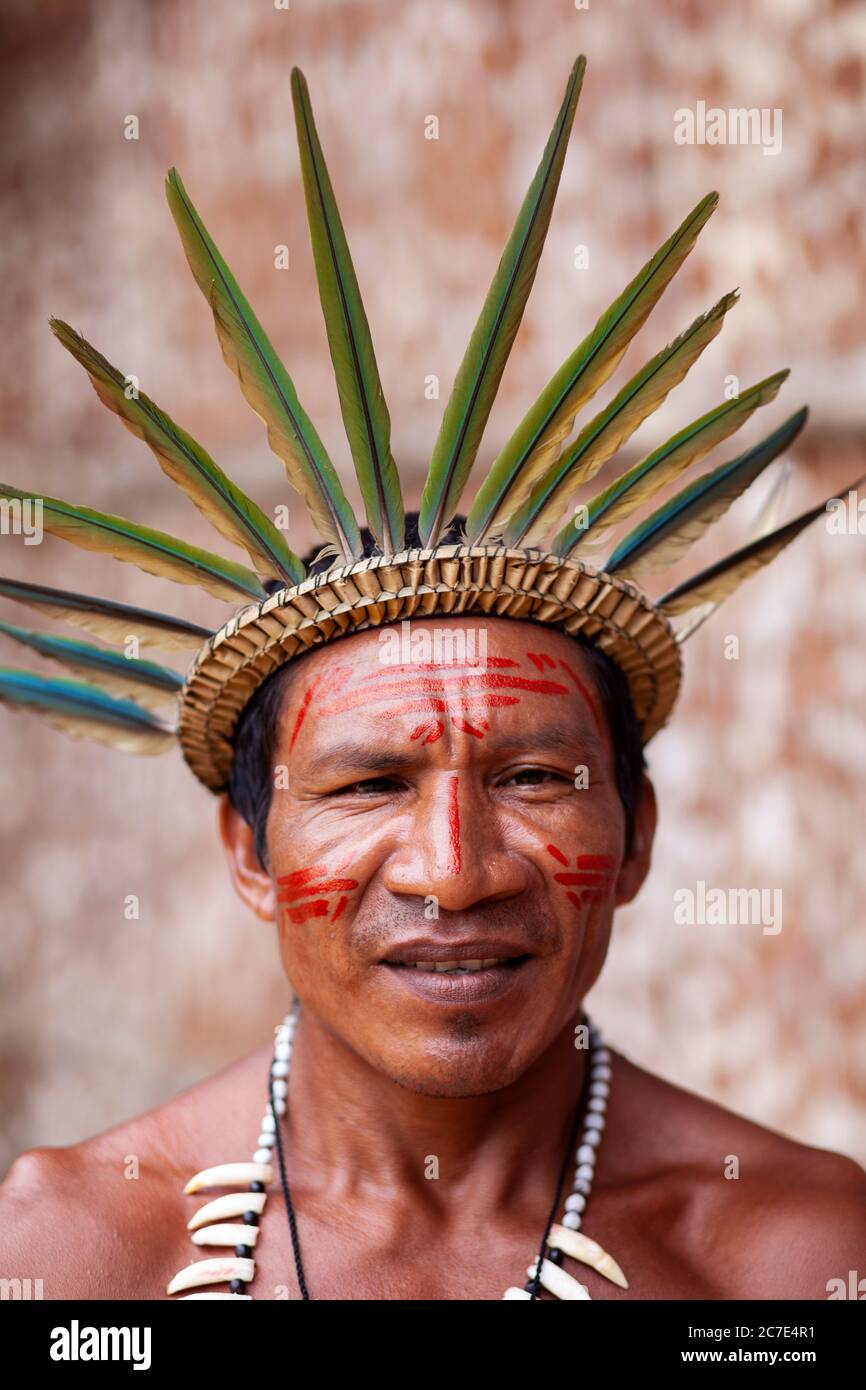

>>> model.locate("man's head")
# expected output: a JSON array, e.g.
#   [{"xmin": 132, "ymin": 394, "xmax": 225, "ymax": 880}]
[{"xmin": 219, "ymin": 609, "xmax": 657, "ymax": 1100}]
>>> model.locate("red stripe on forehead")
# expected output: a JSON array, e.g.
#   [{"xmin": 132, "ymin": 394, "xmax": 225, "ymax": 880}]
[
  {"xmin": 318, "ymin": 672, "xmax": 569, "ymax": 716},
  {"xmin": 289, "ymin": 673, "xmax": 323, "ymax": 750},
  {"xmin": 558, "ymin": 660, "xmax": 604, "ymax": 741},
  {"xmin": 362, "ymin": 657, "xmax": 519, "ymax": 678}
]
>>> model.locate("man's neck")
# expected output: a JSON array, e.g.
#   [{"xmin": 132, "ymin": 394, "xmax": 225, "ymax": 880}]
[{"xmin": 277, "ymin": 1004, "xmax": 589, "ymax": 1211}]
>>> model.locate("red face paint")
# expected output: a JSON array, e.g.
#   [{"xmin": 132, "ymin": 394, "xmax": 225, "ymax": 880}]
[
  {"xmin": 290, "ymin": 647, "xmax": 603, "ymax": 751},
  {"xmin": 546, "ymin": 843, "xmax": 615, "ymax": 913},
  {"xmin": 447, "ymin": 775, "xmax": 461, "ymax": 876},
  {"xmin": 277, "ymin": 863, "xmax": 360, "ymax": 928},
  {"xmin": 557, "ymin": 660, "xmax": 604, "ymax": 742}
]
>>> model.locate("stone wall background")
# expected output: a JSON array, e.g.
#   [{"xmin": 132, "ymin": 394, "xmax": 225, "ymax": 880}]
[{"xmin": 1, "ymin": 0, "xmax": 864, "ymax": 1175}]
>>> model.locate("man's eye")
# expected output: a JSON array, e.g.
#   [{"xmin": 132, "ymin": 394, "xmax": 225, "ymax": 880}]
[
  {"xmin": 505, "ymin": 768, "xmax": 564, "ymax": 786},
  {"xmin": 335, "ymin": 776, "xmax": 400, "ymax": 795}
]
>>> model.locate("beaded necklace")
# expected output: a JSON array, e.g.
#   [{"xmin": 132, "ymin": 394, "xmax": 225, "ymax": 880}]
[{"xmin": 167, "ymin": 1002, "xmax": 628, "ymax": 1301}]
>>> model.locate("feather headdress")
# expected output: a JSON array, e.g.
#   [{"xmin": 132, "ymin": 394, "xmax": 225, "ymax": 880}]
[{"xmin": 1, "ymin": 56, "xmax": 857, "ymax": 791}]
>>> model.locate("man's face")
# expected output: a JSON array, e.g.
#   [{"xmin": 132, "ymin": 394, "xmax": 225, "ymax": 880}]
[{"xmin": 222, "ymin": 616, "xmax": 654, "ymax": 1097}]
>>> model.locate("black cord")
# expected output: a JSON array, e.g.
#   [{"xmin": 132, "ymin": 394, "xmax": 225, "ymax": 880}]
[
  {"xmin": 270, "ymin": 1052, "xmax": 310, "ymax": 1299},
  {"xmin": 272, "ymin": 1006, "xmax": 595, "ymax": 1301},
  {"xmin": 529, "ymin": 1018, "xmax": 594, "ymax": 1299}
]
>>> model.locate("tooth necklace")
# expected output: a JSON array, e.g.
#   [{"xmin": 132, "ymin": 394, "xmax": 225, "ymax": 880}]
[{"xmin": 167, "ymin": 1002, "xmax": 628, "ymax": 1300}]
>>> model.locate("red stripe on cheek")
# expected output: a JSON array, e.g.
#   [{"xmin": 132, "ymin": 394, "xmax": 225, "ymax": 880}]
[
  {"xmin": 447, "ymin": 775, "xmax": 461, "ymax": 876},
  {"xmin": 276, "ymin": 865, "xmax": 327, "ymax": 888},
  {"xmin": 546, "ymin": 843, "xmax": 569, "ymax": 866},
  {"xmin": 553, "ymin": 872, "xmax": 610, "ymax": 887},
  {"xmin": 284, "ymin": 899, "xmax": 329, "ymax": 925},
  {"xmin": 577, "ymin": 854, "xmax": 616, "ymax": 869},
  {"xmin": 277, "ymin": 877, "xmax": 359, "ymax": 904},
  {"xmin": 330, "ymin": 895, "xmax": 348, "ymax": 922}
]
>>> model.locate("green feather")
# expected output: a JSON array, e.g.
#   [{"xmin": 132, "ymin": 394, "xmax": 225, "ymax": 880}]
[
  {"xmin": 465, "ymin": 192, "xmax": 719, "ymax": 543},
  {"xmin": 0, "ymin": 576, "xmax": 212, "ymax": 651},
  {"xmin": 507, "ymin": 292, "xmax": 738, "ymax": 547},
  {"xmin": 0, "ymin": 666, "xmax": 175, "ymax": 754},
  {"xmin": 49, "ymin": 320, "xmax": 304, "ymax": 585},
  {"xmin": 418, "ymin": 55, "xmax": 587, "ymax": 546},
  {"xmin": 291, "ymin": 68, "xmax": 404, "ymax": 557},
  {"xmin": 165, "ymin": 167, "xmax": 361, "ymax": 563},
  {"xmin": 659, "ymin": 474, "xmax": 865, "ymax": 619},
  {"xmin": 551, "ymin": 369, "xmax": 789, "ymax": 557},
  {"xmin": 0, "ymin": 484, "xmax": 266, "ymax": 603},
  {"xmin": 605, "ymin": 408, "xmax": 808, "ymax": 579},
  {"xmin": 0, "ymin": 621, "xmax": 184, "ymax": 710}
]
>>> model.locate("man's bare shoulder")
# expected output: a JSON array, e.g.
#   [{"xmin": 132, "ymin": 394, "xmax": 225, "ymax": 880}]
[
  {"xmin": 608, "ymin": 1047, "xmax": 866, "ymax": 1299},
  {"xmin": 0, "ymin": 1041, "xmax": 273, "ymax": 1300}
]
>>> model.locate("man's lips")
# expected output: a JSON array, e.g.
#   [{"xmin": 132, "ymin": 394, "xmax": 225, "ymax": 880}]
[
  {"xmin": 379, "ymin": 939, "xmax": 534, "ymax": 967},
  {"xmin": 377, "ymin": 939, "xmax": 536, "ymax": 1005}
]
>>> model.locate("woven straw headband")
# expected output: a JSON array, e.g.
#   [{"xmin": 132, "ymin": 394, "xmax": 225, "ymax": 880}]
[{"xmin": 1, "ymin": 55, "xmax": 857, "ymax": 792}]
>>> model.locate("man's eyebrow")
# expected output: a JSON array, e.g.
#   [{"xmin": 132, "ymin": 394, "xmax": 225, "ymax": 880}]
[
  {"xmin": 488, "ymin": 720, "xmax": 603, "ymax": 758},
  {"xmin": 301, "ymin": 741, "xmax": 416, "ymax": 779},
  {"xmin": 300, "ymin": 721, "xmax": 602, "ymax": 780}
]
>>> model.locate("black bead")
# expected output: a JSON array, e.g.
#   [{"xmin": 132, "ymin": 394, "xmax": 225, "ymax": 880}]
[
  {"xmin": 249, "ymin": 1181, "xmax": 264, "ymax": 1193},
  {"xmin": 546, "ymin": 1246, "xmax": 564, "ymax": 1265},
  {"xmin": 235, "ymin": 1243, "xmax": 252, "ymax": 1258},
  {"xmin": 242, "ymin": 1210, "xmax": 259, "ymax": 1225},
  {"xmin": 523, "ymin": 1279, "xmax": 538, "ymax": 1295},
  {"xmin": 229, "ymin": 1278, "xmax": 245, "ymax": 1294}
]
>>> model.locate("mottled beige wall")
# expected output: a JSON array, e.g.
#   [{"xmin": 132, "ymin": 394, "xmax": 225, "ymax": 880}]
[{"xmin": 1, "ymin": 0, "xmax": 864, "ymax": 1174}]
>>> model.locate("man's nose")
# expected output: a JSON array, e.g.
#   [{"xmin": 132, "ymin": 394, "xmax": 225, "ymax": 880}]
[{"xmin": 382, "ymin": 773, "xmax": 531, "ymax": 910}]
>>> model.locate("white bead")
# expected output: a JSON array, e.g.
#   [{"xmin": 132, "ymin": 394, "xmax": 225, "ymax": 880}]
[
  {"xmin": 574, "ymin": 1177, "xmax": 592, "ymax": 1195},
  {"xmin": 253, "ymin": 1147, "xmax": 272, "ymax": 1164},
  {"xmin": 585, "ymin": 1114, "xmax": 605, "ymax": 1131},
  {"xmin": 257, "ymin": 1133, "xmax": 276, "ymax": 1149},
  {"xmin": 593, "ymin": 1064, "xmax": 612, "ymax": 1081},
  {"xmin": 271, "ymin": 1099, "xmax": 286, "ymax": 1116},
  {"xmin": 561, "ymin": 1210, "xmax": 582, "ymax": 1230},
  {"xmin": 589, "ymin": 1080, "xmax": 609, "ymax": 1098},
  {"xmin": 576, "ymin": 1144, "xmax": 595, "ymax": 1164},
  {"xmin": 260, "ymin": 1113, "xmax": 276, "ymax": 1133},
  {"xmin": 587, "ymin": 1097, "xmax": 606, "ymax": 1113},
  {"xmin": 271, "ymin": 1079, "xmax": 288, "ymax": 1099},
  {"xmin": 583, "ymin": 1129, "xmax": 601, "ymax": 1148},
  {"xmin": 565, "ymin": 1192, "xmax": 586, "ymax": 1213},
  {"xmin": 594, "ymin": 1047, "xmax": 610, "ymax": 1064},
  {"xmin": 274, "ymin": 1041, "xmax": 291, "ymax": 1061},
  {"xmin": 575, "ymin": 1162, "xmax": 594, "ymax": 1181},
  {"xmin": 271, "ymin": 1060, "xmax": 289, "ymax": 1078}
]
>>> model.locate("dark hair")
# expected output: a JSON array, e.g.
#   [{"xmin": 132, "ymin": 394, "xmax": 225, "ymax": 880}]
[{"xmin": 228, "ymin": 516, "xmax": 647, "ymax": 868}]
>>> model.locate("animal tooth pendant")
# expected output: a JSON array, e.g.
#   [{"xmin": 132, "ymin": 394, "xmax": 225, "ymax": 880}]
[
  {"xmin": 166, "ymin": 1257, "xmax": 256, "ymax": 1295},
  {"xmin": 167, "ymin": 1161, "xmax": 273, "ymax": 1299},
  {"xmin": 547, "ymin": 1222, "xmax": 629, "ymax": 1289},
  {"xmin": 527, "ymin": 1257, "xmax": 592, "ymax": 1300}
]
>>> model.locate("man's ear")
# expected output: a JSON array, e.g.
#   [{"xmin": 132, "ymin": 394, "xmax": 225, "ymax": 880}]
[
  {"xmin": 614, "ymin": 774, "xmax": 657, "ymax": 907},
  {"xmin": 217, "ymin": 794, "xmax": 276, "ymax": 923}
]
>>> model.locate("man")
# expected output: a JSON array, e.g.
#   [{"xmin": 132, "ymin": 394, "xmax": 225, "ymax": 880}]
[
  {"xmin": 1, "ymin": 56, "xmax": 864, "ymax": 1300},
  {"xmin": 2, "ymin": 596, "xmax": 866, "ymax": 1300}
]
